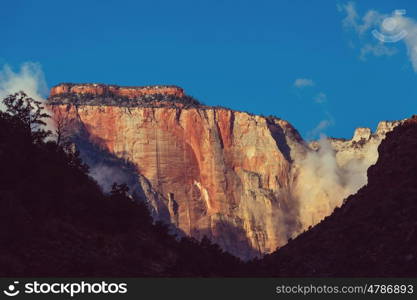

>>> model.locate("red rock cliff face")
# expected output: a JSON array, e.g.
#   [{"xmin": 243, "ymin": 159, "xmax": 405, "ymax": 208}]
[
  {"xmin": 48, "ymin": 83, "xmax": 396, "ymax": 259},
  {"xmin": 49, "ymin": 88, "xmax": 308, "ymax": 259}
]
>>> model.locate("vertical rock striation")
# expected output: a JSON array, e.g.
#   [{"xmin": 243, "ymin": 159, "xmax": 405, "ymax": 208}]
[{"xmin": 48, "ymin": 83, "xmax": 401, "ymax": 259}]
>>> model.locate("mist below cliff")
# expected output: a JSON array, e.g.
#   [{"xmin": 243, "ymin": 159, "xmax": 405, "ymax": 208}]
[
  {"xmin": 47, "ymin": 84, "xmax": 402, "ymax": 260},
  {"xmin": 294, "ymin": 136, "xmax": 379, "ymax": 233},
  {"xmin": 0, "ymin": 65, "xmax": 404, "ymax": 260}
]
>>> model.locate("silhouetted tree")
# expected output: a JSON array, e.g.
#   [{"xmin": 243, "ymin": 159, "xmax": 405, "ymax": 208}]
[
  {"xmin": 52, "ymin": 107, "xmax": 74, "ymax": 146},
  {"xmin": 2, "ymin": 91, "xmax": 51, "ymax": 143},
  {"xmin": 0, "ymin": 92, "xmax": 243, "ymax": 277},
  {"xmin": 110, "ymin": 182, "xmax": 129, "ymax": 197}
]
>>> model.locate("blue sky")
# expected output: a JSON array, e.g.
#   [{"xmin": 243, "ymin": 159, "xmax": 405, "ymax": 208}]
[{"xmin": 2, "ymin": 0, "xmax": 417, "ymax": 139}]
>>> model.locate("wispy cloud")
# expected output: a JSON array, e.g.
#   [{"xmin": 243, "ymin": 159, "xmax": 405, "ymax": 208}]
[
  {"xmin": 292, "ymin": 78, "xmax": 332, "ymax": 137},
  {"xmin": 307, "ymin": 111, "xmax": 335, "ymax": 140},
  {"xmin": 307, "ymin": 108, "xmax": 335, "ymax": 139},
  {"xmin": 314, "ymin": 92, "xmax": 327, "ymax": 103},
  {"xmin": 0, "ymin": 62, "xmax": 47, "ymax": 104},
  {"xmin": 310, "ymin": 120, "xmax": 332, "ymax": 137},
  {"xmin": 359, "ymin": 43, "xmax": 398, "ymax": 60},
  {"xmin": 293, "ymin": 78, "xmax": 315, "ymax": 88},
  {"xmin": 338, "ymin": 2, "xmax": 417, "ymax": 72},
  {"xmin": 392, "ymin": 14, "xmax": 417, "ymax": 71},
  {"xmin": 338, "ymin": 2, "xmax": 382, "ymax": 35},
  {"xmin": 0, "ymin": 62, "xmax": 55, "ymax": 134}
]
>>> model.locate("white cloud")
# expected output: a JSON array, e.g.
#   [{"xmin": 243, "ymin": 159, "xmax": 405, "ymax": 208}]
[
  {"xmin": 360, "ymin": 10, "xmax": 382, "ymax": 34},
  {"xmin": 307, "ymin": 110, "xmax": 335, "ymax": 139},
  {"xmin": 338, "ymin": 2, "xmax": 359, "ymax": 30},
  {"xmin": 309, "ymin": 119, "xmax": 331, "ymax": 138},
  {"xmin": 0, "ymin": 62, "xmax": 55, "ymax": 134},
  {"xmin": 339, "ymin": 2, "xmax": 417, "ymax": 72},
  {"xmin": 338, "ymin": 2, "xmax": 382, "ymax": 35},
  {"xmin": 314, "ymin": 92, "xmax": 327, "ymax": 103},
  {"xmin": 294, "ymin": 78, "xmax": 315, "ymax": 88},
  {"xmin": 359, "ymin": 43, "xmax": 398, "ymax": 60},
  {"xmin": 0, "ymin": 62, "xmax": 47, "ymax": 103},
  {"xmin": 394, "ymin": 15, "xmax": 417, "ymax": 71}
]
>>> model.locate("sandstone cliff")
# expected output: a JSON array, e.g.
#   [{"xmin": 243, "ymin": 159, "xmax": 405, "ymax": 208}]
[
  {"xmin": 297, "ymin": 120, "xmax": 402, "ymax": 229},
  {"xmin": 254, "ymin": 116, "xmax": 417, "ymax": 276},
  {"xmin": 50, "ymin": 83, "xmax": 185, "ymax": 98},
  {"xmin": 48, "ymin": 83, "xmax": 400, "ymax": 259}
]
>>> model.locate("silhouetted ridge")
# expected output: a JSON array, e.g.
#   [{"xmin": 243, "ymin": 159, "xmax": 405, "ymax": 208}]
[
  {"xmin": 250, "ymin": 116, "xmax": 417, "ymax": 277},
  {"xmin": 0, "ymin": 92, "xmax": 242, "ymax": 277}
]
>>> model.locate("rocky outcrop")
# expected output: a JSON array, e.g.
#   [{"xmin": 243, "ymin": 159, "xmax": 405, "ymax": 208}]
[
  {"xmin": 48, "ymin": 83, "xmax": 402, "ymax": 259},
  {"xmin": 50, "ymin": 83, "xmax": 184, "ymax": 98},
  {"xmin": 49, "ymin": 83, "xmax": 200, "ymax": 109},
  {"xmin": 255, "ymin": 116, "xmax": 417, "ymax": 277},
  {"xmin": 329, "ymin": 120, "xmax": 402, "ymax": 172},
  {"xmin": 297, "ymin": 120, "xmax": 402, "ymax": 229}
]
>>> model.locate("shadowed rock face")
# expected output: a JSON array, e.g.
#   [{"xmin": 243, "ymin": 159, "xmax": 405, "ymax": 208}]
[{"xmin": 48, "ymin": 83, "xmax": 401, "ymax": 260}]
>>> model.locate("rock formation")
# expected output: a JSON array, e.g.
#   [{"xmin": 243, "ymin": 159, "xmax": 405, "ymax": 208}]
[
  {"xmin": 47, "ymin": 83, "xmax": 401, "ymax": 259},
  {"xmin": 50, "ymin": 83, "xmax": 185, "ymax": 98},
  {"xmin": 297, "ymin": 120, "xmax": 402, "ymax": 230},
  {"xmin": 254, "ymin": 116, "xmax": 417, "ymax": 277}
]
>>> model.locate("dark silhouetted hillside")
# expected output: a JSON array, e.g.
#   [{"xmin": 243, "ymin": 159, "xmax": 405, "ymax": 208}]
[
  {"xmin": 251, "ymin": 116, "xmax": 417, "ymax": 277},
  {"xmin": 0, "ymin": 92, "xmax": 242, "ymax": 277},
  {"xmin": 2, "ymin": 92, "xmax": 417, "ymax": 277}
]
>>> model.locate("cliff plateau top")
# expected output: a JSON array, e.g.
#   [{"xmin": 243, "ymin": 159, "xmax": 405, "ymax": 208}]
[{"xmin": 48, "ymin": 83, "xmax": 201, "ymax": 108}]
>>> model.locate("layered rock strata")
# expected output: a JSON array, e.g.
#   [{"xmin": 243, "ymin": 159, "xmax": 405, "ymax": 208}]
[{"xmin": 48, "ymin": 83, "xmax": 401, "ymax": 259}]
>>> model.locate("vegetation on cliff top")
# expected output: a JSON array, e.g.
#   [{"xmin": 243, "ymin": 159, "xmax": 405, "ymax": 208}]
[
  {"xmin": 48, "ymin": 92, "xmax": 203, "ymax": 108},
  {"xmin": 55, "ymin": 82, "xmax": 183, "ymax": 89}
]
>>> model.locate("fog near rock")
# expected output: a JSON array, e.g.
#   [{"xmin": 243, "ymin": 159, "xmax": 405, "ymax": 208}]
[
  {"xmin": 88, "ymin": 164, "xmax": 138, "ymax": 194},
  {"xmin": 294, "ymin": 135, "xmax": 380, "ymax": 232},
  {"xmin": 0, "ymin": 63, "xmax": 126, "ymax": 193}
]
